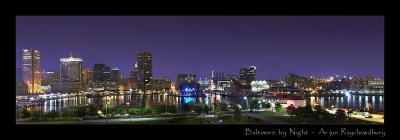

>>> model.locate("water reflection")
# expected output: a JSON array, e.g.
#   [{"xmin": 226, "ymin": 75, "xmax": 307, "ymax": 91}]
[
  {"xmin": 183, "ymin": 97, "xmax": 195, "ymax": 104},
  {"xmin": 20, "ymin": 94, "xmax": 384, "ymax": 114},
  {"xmin": 307, "ymin": 95, "xmax": 384, "ymax": 113}
]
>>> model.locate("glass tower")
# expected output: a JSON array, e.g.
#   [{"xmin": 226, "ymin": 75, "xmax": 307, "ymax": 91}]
[
  {"xmin": 136, "ymin": 51, "xmax": 152, "ymax": 93},
  {"xmin": 22, "ymin": 49, "xmax": 41, "ymax": 93}
]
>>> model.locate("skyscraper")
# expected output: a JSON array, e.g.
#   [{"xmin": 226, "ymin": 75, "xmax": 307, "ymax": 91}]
[
  {"xmin": 22, "ymin": 49, "xmax": 41, "ymax": 93},
  {"xmin": 60, "ymin": 55, "xmax": 83, "ymax": 83},
  {"xmin": 129, "ymin": 62, "xmax": 138, "ymax": 90},
  {"xmin": 111, "ymin": 67, "xmax": 121, "ymax": 81},
  {"xmin": 136, "ymin": 51, "xmax": 152, "ymax": 93},
  {"xmin": 93, "ymin": 64, "xmax": 111, "ymax": 82},
  {"xmin": 239, "ymin": 66, "xmax": 257, "ymax": 84}
]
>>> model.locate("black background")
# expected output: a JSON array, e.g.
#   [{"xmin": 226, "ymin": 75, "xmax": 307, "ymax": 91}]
[{"xmin": 4, "ymin": 4, "xmax": 397, "ymax": 139}]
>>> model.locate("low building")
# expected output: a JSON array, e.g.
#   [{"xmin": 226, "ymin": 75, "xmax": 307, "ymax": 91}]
[
  {"xmin": 285, "ymin": 100, "xmax": 307, "ymax": 108},
  {"xmin": 151, "ymin": 77, "xmax": 171, "ymax": 93},
  {"xmin": 267, "ymin": 80, "xmax": 286, "ymax": 88},
  {"xmin": 282, "ymin": 96, "xmax": 307, "ymax": 108},
  {"xmin": 216, "ymin": 80, "xmax": 232, "ymax": 91},
  {"xmin": 118, "ymin": 78, "xmax": 131, "ymax": 91},
  {"xmin": 198, "ymin": 78, "xmax": 211, "ymax": 91},
  {"xmin": 368, "ymin": 79, "xmax": 384, "ymax": 91},
  {"xmin": 250, "ymin": 80, "xmax": 269, "ymax": 92},
  {"xmin": 180, "ymin": 83, "xmax": 199, "ymax": 96},
  {"xmin": 177, "ymin": 74, "xmax": 199, "ymax": 96},
  {"xmin": 51, "ymin": 82, "xmax": 82, "ymax": 93},
  {"xmin": 230, "ymin": 79, "xmax": 251, "ymax": 95},
  {"xmin": 41, "ymin": 85, "xmax": 51, "ymax": 93},
  {"xmin": 87, "ymin": 81, "xmax": 118, "ymax": 91},
  {"xmin": 41, "ymin": 71, "xmax": 58, "ymax": 86}
]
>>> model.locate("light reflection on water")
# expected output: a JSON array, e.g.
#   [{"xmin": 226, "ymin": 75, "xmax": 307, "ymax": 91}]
[
  {"xmin": 310, "ymin": 95, "xmax": 384, "ymax": 112},
  {"xmin": 20, "ymin": 94, "xmax": 384, "ymax": 113}
]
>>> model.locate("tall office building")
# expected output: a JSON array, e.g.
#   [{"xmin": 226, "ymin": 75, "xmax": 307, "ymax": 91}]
[
  {"xmin": 22, "ymin": 49, "xmax": 41, "ymax": 93},
  {"xmin": 111, "ymin": 67, "xmax": 121, "ymax": 81},
  {"xmin": 93, "ymin": 64, "xmax": 111, "ymax": 82},
  {"xmin": 239, "ymin": 66, "xmax": 256, "ymax": 84},
  {"xmin": 136, "ymin": 51, "xmax": 152, "ymax": 93},
  {"xmin": 60, "ymin": 55, "xmax": 83, "ymax": 83},
  {"xmin": 129, "ymin": 62, "xmax": 138, "ymax": 90}
]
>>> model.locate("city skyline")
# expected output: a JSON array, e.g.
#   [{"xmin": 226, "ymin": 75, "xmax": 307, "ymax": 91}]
[{"xmin": 16, "ymin": 16, "xmax": 384, "ymax": 81}]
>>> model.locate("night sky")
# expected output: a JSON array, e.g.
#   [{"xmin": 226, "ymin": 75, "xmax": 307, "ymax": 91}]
[{"xmin": 16, "ymin": 16, "xmax": 384, "ymax": 81}]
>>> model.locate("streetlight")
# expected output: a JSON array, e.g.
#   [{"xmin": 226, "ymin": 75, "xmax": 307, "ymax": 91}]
[{"xmin": 126, "ymin": 102, "xmax": 130, "ymax": 117}]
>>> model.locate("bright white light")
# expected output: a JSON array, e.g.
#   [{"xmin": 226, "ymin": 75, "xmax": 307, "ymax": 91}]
[
  {"xmin": 345, "ymin": 91, "xmax": 351, "ymax": 96},
  {"xmin": 60, "ymin": 57, "xmax": 82, "ymax": 62}
]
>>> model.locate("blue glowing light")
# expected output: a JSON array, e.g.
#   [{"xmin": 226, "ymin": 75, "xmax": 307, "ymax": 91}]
[
  {"xmin": 180, "ymin": 84, "xmax": 198, "ymax": 95},
  {"xmin": 184, "ymin": 87, "xmax": 195, "ymax": 92},
  {"xmin": 183, "ymin": 97, "xmax": 195, "ymax": 104}
]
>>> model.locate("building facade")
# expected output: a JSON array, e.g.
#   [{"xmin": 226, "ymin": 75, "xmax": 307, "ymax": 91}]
[
  {"xmin": 41, "ymin": 71, "xmax": 58, "ymax": 86},
  {"xmin": 250, "ymin": 80, "xmax": 269, "ymax": 92},
  {"xmin": 151, "ymin": 77, "xmax": 172, "ymax": 93},
  {"xmin": 118, "ymin": 78, "xmax": 131, "ymax": 91},
  {"xmin": 136, "ymin": 51, "xmax": 152, "ymax": 93},
  {"xmin": 22, "ymin": 49, "xmax": 41, "ymax": 93},
  {"xmin": 93, "ymin": 64, "xmax": 111, "ymax": 82},
  {"xmin": 368, "ymin": 79, "xmax": 384, "ymax": 91},
  {"xmin": 129, "ymin": 62, "xmax": 138, "ymax": 90},
  {"xmin": 111, "ymin": 68, "xmax": 122, "ymax": 81},
  {"xmin": 177, "ymin": 74, "xmax": 198, "ymax": 95},
  {"xmin": 16, "ymin": 82, "xmax": 28, "ymax": 95},
  {"xmin": 82, "ymin": 68, "xmax": 93, "ymax": 90},
  {"xmin": 60, "ymin": 56, "xmax": 83, "ymax": 83},
  {"xmin": 239, "ymin": 66, "xmax": 256, "ymax": 84},
  {"xmin": 177, "ymin": 74, "xmax": 197, "ymax": 87},
  {"xmin": 82, "ymin": 68, "xmax": 93, "ymax": 83},
  {"xmin": 198, "ymin": 78, "xmax": 211, "ymax": 92}
]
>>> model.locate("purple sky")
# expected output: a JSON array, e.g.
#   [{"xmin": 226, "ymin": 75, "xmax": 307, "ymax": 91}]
[{"xmin": 16, "ymin": 16, "xmax": 384, "ymax": 81}]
